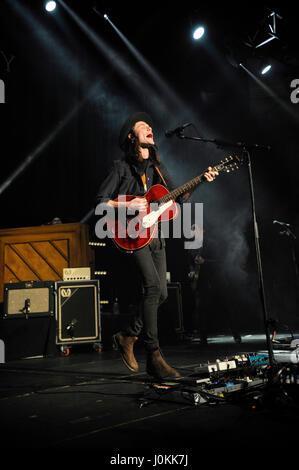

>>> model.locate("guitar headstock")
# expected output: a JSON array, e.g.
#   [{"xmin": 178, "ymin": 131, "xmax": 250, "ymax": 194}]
[{"xmin": 214, "ymin": 155, "xmax": 244, "ymax": 173}]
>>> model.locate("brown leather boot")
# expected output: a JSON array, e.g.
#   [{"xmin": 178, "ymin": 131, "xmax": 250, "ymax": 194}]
[
  {"xmin": 146, "ymin": 349, "xmax": 181, "ymax": 379},
  {"xmin": 113, "ymin": 333, "xmax": 139, "ymax": 372}
]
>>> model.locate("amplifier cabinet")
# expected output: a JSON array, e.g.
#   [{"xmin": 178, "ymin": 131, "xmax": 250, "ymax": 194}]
[
  {"xmin": 3, "ymin": 281, "xmax": 55, "ymax": 319},
  {"xmin": 158, "ymin": 282, "xmax": 184, "ymax": 345},
  {"xmin": 55, "ymin": 280, "xmax": 100, "ymax": 345},
  {"xmin": 165, "ymin": 282, "xmax": 184, "ymax": 332}
]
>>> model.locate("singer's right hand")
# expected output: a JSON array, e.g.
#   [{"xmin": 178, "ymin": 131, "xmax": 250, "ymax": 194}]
[{"xmin": 127, "ymin": 197, "xmax": 148, "ymax": 212}]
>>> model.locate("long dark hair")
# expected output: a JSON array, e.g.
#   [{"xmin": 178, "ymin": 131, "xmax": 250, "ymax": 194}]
[{"xmin": 123, "ymin": 131, "xmax": 161, "ymax": 164}]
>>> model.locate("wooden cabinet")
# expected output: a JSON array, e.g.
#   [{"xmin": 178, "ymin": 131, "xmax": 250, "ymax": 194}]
[{"xmin": 0, "ymin": 223, "xmax": 94, "ymax": 302}]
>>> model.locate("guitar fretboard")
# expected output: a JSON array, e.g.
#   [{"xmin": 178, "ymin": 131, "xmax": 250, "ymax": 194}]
[{"xmin": 157, "ymin": 164, "xmax": 222, "ymax": 205}]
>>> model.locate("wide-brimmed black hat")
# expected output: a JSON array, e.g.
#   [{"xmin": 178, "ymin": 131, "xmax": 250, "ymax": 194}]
[{"xmin": 119, "ymin": 111, "xmax": 153, "ymax": 150}]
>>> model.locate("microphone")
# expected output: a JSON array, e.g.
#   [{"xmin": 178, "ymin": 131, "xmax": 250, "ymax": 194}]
[
  {"xmin": 19, "ymin": 298, "xmax": 31, "ymax": 320},
  {"xmin": 66, "ymin": 318, "xmax": 78, "ymax": 333},
  {"xmin": 165, "ymin": 122, "xmax": 192, "ymax": 137},
  {"xmin": 273, "ymin": 220, "xmax": 291, "ymax": 227}
]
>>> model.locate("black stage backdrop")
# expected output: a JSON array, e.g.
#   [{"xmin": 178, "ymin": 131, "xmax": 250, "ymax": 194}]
[{"xmin": 1, "ymin": 0, "xmax": 299, "ymax": 335}]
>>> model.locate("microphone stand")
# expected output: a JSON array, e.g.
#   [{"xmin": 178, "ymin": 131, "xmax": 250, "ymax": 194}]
[
  {"xmin": 244, "ymin": 148, "xmax": 276, "ymax": 379},
  {"xmin": 178, "ymin": 131, "xmax": 276, "ymax": 381},
  {"xmin": 177, "ymin": 133, "xmax": 272, "ymax": 152}
]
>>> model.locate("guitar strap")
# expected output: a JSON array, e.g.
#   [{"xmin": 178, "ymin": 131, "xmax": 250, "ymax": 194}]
[
  {"xmin": 154, "ymin": 165, "xmax": 168, "ymax": 188},
  {"xmin": 140, "ymin": 165, "xmax": 167, "ymax": 192},
  {"xmin": 141, "ymin": 173, "xmax": 147, "ymax": 191}
]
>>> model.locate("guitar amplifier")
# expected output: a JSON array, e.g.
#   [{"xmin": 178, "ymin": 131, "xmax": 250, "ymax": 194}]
[
  {"xmin": 3, "ymin": 281, "xmax": 55, "ymax": 319},
  {"xmin": 166, "ymin": 282, "xmax": 184, "ymax": 332},
  {"xmin": 158, "ymin": 282, "xmax": 184, "ymax": 345},
  {"xmin": 63, "ymin": 267, "xmax": 91, "ymax": 281},
  {"xmin": 55, "ymin": 280, "xmax": 101, "ymax": 346}
]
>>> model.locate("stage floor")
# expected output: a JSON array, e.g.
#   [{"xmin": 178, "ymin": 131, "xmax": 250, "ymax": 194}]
[{"xmin": 1, "ymin": 333, "xmax": 298, "ymax": 458}]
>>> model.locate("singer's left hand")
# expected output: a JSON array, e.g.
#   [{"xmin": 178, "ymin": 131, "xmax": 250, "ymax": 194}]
[{"xmin": 204, "ymin": 166, "xmax": 218, "ymax": 182}]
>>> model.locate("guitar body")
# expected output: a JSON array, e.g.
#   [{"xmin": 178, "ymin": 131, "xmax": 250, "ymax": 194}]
[
  {"xmin": 104, "ymin": 154, "xmax": 242, "ymax": 252},
  {"xmin": 146, "ymin": 184, "xmax": 178, "ymax": 222},
  {"xmin": 106, "ymin": 184, "xmax": 178, "ymax": 251}
]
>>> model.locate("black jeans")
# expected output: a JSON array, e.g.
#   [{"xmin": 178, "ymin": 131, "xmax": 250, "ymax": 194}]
[{"xmin": 125, "ymin": 237, "xmax": 168, "ymax": 352}]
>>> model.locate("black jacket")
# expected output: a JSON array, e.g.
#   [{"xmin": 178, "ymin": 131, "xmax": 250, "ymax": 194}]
[{"xmin": 95, "ymin": 155, "xmax": 177, "ymax": 205}]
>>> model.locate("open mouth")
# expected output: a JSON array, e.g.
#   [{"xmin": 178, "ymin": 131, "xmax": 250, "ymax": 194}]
[{"xmin": 147, "ymin": 133, "xmax": 153, "ymax": 138}]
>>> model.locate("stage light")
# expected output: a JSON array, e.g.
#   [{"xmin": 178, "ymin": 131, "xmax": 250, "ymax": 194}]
[
  {"xmin": 193, "ymin": 26, "xmax": 205, "ymax": 40},
  {"xmin": 261, "ymin": 64, "xmax": 271, "ymax": 75},
  {"xmin": 255, "ymin": 36, "xmax": 276, "ymax": 49},
  {"xmin": 45, "ymin": 1, "xmax": 56, "ymax": 12},
  {"xmin": 239, "ymin": 63, "xmax": 299, "ymax": 124},
  {"xmin": 103, "ymin": 14, "xmax": 109, "ymax": 20}
]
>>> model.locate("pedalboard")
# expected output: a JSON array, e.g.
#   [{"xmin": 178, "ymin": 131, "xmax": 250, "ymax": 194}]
[{"xmin": 141, "ymin": 351, "xmax": 299, "ymax": 407}]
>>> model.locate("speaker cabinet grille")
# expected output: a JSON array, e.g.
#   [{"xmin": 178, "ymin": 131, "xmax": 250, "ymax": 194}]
[
  {"xmin": 55, "ymin": 280, "xmax": 100, "ymax": 344},
  {"xmin": 3, "ymin": 281, "xmax": 54, "ymax": 318}
]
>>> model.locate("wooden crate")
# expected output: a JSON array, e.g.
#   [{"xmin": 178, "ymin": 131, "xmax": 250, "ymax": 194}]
[{"xmin": 0, "ymin": 223, "xmax": 94, "ymax": 303}]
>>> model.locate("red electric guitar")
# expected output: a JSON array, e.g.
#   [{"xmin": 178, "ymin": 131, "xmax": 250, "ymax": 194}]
[{"xmin": 106, "ymin": 155, "xmax": 243, "ymax": 251}]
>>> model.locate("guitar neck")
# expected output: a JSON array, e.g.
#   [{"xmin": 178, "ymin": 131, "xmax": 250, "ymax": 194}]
[
  {"xmin": 156, "ymin": 156, "xmax": 240, "ymax": 205},
  {"xmin": 158, "ymin": 172, "xmax": 206, "ymax": 204}
]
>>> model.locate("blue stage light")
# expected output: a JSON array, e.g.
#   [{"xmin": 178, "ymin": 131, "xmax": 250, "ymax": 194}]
[
  {"xmin": 193, "ymin": 26, "xmax": 205, "ymax": 40},
  {"xmin": 45, "ymin": 1, "xmax": 56, "ymax": 12},
  {"xmin": 261, "ymin": 64, "xmax": 272, "ymax": 75}
]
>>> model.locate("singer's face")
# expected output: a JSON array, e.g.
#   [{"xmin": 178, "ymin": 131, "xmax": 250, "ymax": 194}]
[{"xmin": 131, "ymin": 121, "xmax": 154, "ymax": 148}]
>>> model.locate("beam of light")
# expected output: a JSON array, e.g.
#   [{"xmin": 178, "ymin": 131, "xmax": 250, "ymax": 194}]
[
  {"xmin": 59, "ymin": 0, "xmax": 158, "ymax": 94},
  {"xmin": 80, "ymin": 207, "xmax": 94, "ymax": 223},
  {"xmin": 58, "ymin": 0, "xmax": 172, "ymax": 117},
  {"xmin": 60, "ymin": 1, "xmax": 199, "ymax": 128},
  {"xmin": 63, "ymin": 1, "xmax": 215, "ymax": 144},
  {"xmin": 45, "ymin": 1, "xmax": 57, "ymax": 12},
  {"xmin": 239, "ymin": 63, "xmax": 299, "ymax": 124},
  {"xmin": 0, "ymin": 82, "xmax": 100, "ymax": 197},
  {"xmin": 5, "ymin": 0, "xmax": 141, "ymax": 202},
  {"xmin": 193, "ymin": 26, "xmax": 205, "ymax": 40},
  {"xmin": 102, "ymin": 14, "xmax": 188, "ymax": 114},
  {"xmin": 98, "ymin": 11, "xmax": 218, "ymax": 156},
  {"xmin": 255, "ymin": 35, "xmax": 277, "ymax": 49},
  {"xmin": 9, "ymin": 0, "xmax": 83, "ymax": 84},
  {"xmin": 2, "ymin": 1, "xmax": 114, "ymax": 197}
]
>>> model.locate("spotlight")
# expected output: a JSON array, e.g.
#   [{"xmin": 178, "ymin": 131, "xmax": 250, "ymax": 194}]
[
  {"xmin": 193, "ymin": 26, "xmax": 205, "ymax": 40},
  {"xmin": 261, "ymin": 64, "xmax": 272, "ymax": 75},
  {"xmin": 103, "ymin": 13, "xmax": 109, "ymax": 20},
  {"xmin": 45, "ymin": 1, "xmax": 56, "ymax": 12}
]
